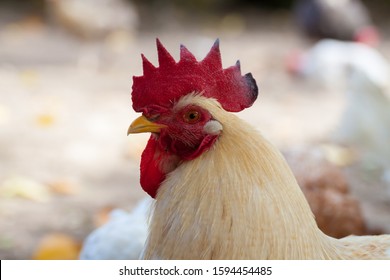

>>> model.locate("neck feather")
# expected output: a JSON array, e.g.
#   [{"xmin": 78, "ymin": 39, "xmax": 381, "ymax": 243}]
[{"xmin": 143, "ymin": 105, "xmax": 341, "ymax": 259}]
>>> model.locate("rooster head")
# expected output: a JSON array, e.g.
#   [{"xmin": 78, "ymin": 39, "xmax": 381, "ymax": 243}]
[{"xmin": 128, "ymin": 39, "xmax": 258, "ymax": 198}]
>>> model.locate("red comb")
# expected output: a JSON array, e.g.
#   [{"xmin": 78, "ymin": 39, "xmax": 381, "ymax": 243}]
[{"xmin": 131, "ymin": 39, "xmax": 258, "ymax": 113}]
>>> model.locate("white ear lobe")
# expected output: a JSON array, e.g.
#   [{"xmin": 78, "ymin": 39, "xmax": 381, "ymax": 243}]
[{"xmin": 203, "ymin": 120, "xmax": 223, "ymax": 135}]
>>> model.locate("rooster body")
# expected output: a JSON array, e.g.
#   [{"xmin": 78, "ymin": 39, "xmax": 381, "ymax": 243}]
[
  {"xmin": 128, "ymin": 40, "xmax": 390, "ymax": 260},
  {"xmin": 142, "ymin": 95, "xmax": 327, "ymax": 259},
  {"xmin": 139, "ymin": 95, "xmax": 390, "ymax": 260}
]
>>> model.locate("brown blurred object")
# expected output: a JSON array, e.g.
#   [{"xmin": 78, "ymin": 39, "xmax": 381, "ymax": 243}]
[
  {"xmin": 32, "ymin": 233, "xmax": 81, "ymax": 260},
  {"xmin": 294, "ymin": 0, "xmax": 379, "ymax": 46},
  {"xmin": 46, "ymin": 0, "xmax": 139, "ymax": 39},
  {"xmin": 284, "ymin": 145, "xmax": 367, "ymax": 238},
  {"xmin": 6, "ymin": 14, "xmax": 45, "ymax": 32},
  {"xmin": 48, "ymin": 180, "xmax": 79, "ymax": 196}
]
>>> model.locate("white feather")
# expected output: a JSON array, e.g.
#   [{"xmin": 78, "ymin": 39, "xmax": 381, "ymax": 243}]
[{"xmin": 79, "ymin": 196, "xmax": 152, "ymax": 260}]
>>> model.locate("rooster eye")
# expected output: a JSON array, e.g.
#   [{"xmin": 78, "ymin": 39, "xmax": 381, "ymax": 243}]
[{"xmin": 184, "ymin": 110, "xmax": 201, "ymax": 123}]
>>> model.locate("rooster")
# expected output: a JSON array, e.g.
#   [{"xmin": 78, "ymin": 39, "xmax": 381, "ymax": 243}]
[{"xmin": 127, "ymin": 39, "xmax": 390, "ymax": 259}]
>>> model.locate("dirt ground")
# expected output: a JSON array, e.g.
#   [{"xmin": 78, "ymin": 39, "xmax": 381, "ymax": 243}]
[{"xmin": 1, "ymin": 7, "xmax": 390, "ymax": 259}]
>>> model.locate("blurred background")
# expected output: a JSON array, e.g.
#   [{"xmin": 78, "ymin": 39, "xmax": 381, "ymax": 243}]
[{"xmin": 1, "ymin": 0, "xmax": 390, "ymax": 259}]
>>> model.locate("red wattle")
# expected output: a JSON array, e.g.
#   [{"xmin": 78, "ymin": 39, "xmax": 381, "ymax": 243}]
[
  {"xmin": 139, "ymin": 134, "xmax": 219, "ymax": 198},
  {"xmin": 140, "ymin": 136, "xmax": 166, "ymax": 198}
]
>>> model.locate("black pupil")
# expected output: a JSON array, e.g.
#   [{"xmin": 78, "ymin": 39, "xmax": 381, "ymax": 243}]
[{"xmin": 189, "ymin": 112, "xmax": 197, "ymax": 119}]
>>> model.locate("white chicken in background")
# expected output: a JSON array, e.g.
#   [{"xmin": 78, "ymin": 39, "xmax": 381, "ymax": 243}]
[
  {"xmin": 287, "ymin": 39, "xmax": 390, "ymax": 89},
  {"xmin": 79, "ymin": 196, "xmax": 152, "ymax": 260},
  {"xmin": 334, "ymin": 68, "xmax": 390, "ymax": 183},
  {"xmin": 287, "ymin": 39, "xmax": 390, "ymax": 186}
]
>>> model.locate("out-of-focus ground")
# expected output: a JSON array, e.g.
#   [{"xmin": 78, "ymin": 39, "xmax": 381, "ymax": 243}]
[{"xmin": 1, "ymin": 0, "xmax": 390, "ymax": 259}]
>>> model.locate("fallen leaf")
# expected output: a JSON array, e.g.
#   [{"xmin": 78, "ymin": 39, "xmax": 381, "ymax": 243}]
[
  {"xmin": 35, "ymin": 113, "xmax": 56, "ymax": 127},
  {"xmin": 48, "ymin": 180, "xmax": 79, "ymax": 196},
  {"xmin": 33, "ymin": 233, "xmax": 81, "ymax": 260},
  {"xmin": 0, "ymin": 176, "xmax": 51, "ymax": 202},
  {"xmin": 93, "ymin": 206, "xmax": 115, "ymax": 227}
]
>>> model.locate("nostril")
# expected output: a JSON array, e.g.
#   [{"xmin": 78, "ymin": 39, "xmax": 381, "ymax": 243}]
[{"xmin": 145, "ymin": 114, "xmax": 160, "ymax": 122}]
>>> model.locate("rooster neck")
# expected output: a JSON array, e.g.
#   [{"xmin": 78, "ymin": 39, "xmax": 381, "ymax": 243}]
[{"xmin": 143, "ymin": 106, "xmax": 340, "ymax": 259}]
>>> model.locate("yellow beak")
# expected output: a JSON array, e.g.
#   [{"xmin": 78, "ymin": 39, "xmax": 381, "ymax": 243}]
[{"xmin": 127, "ymin": 115, "xmax": 167, "ymax": 135}]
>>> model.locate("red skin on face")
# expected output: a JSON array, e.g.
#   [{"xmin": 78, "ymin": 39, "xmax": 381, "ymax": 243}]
[{"xmin": 139, "ymin": 105, "xmax": 219, "ymax": 198}]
